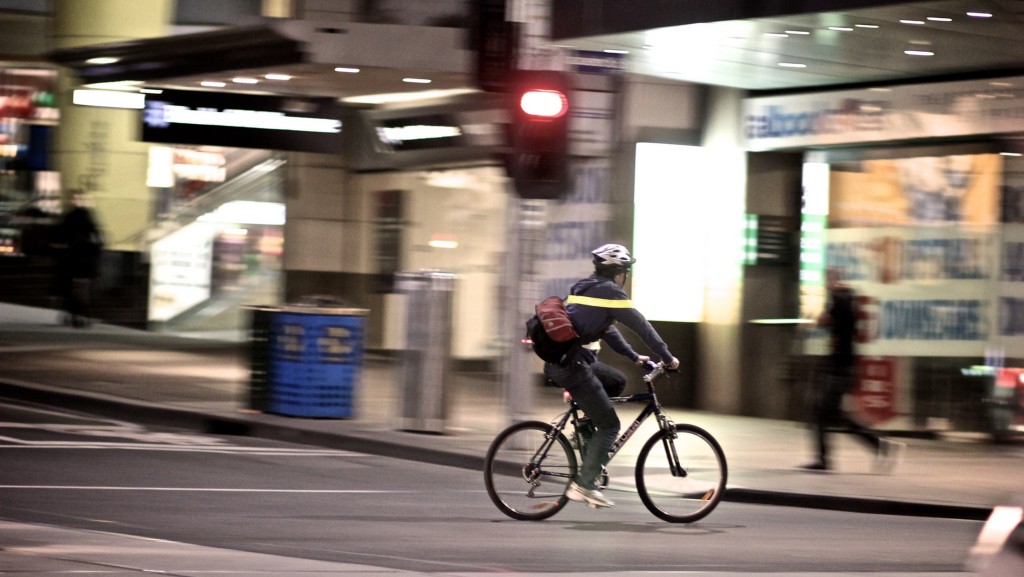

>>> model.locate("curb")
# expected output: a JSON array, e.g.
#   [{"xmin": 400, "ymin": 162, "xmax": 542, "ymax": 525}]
[{"xmin": 0, "ymin": 379, "xmax": 995, "ymax": 521}]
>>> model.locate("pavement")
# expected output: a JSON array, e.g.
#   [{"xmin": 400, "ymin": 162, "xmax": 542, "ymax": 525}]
[{"xmin": 0, "ymin": 301, "xmax": 1021, "ymax": 526}]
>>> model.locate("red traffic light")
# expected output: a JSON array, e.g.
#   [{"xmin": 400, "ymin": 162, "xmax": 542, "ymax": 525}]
[{"xmin": 519, "ymin": 89, "xmax": 568, "ymax": 119}]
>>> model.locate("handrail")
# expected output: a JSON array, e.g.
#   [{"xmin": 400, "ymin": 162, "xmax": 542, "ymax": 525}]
[{"xmin": 125, "ymin": 155, "xmax": 287, "ymax": 248}]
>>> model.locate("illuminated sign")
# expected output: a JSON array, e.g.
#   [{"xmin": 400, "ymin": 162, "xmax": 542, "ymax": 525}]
[
  {"xmin": 375, "ymin": 114, "xmax": 464, "ymax": 151},
  {"xmin": 141, "ymin": 89, "xmax": 343, "ymax": 153},
  {"xmin": 744, "ymin": 75, "xmax": 1024, "ymax": 150}
]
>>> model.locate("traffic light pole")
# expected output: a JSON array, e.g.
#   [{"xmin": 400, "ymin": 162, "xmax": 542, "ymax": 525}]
[
  {"xmin": 500, "ymin": 195, "xmax": 547, "ymax": 425},
  {"xmin": 500, "ymin": 0, "xmax": 560, "ymax": 425}
]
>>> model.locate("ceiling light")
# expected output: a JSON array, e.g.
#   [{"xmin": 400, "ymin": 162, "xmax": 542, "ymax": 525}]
[
  {"xmin": 264, "ymin": 73, "xmax": 291, "ymax": 81},
  {"xmin": 342, "ymin": 88, "xmax": 478, "ymax": 105},
  {"xmin": 855, "ymin": 24, "xmax": 880, "ymax": 28},
  {"xmin": 927, "ymin": 17, "xmax": 952, "ymax": 22},
  {"xmin": 828, "ymin": 26, "xmax": 853, "ymax": 31},
  {"xmin": 904, "ymin": 50, "xmax": 935, "ymax": 56},
  {"xmin": 1000, "ymin": 152, "xmax": 1022, "ymax": 157},
  {"xmin": 785, "ymin": 30, "xmax": 810, "ymax": 35},
  {"xmin": 201, "ymin": 81, "xmax": 227, "ymax": 88},
  {"xmin": 778, "ymin": 62, "xmax": 807, "ymax": 68},
  {"xmin": 85, "ymin": 57, "xmax": 119, "ymax": 65},
  {"xmin": 900, "ymin": 19, "xmax": 925, "ymax": 25},
  {"xmin": 604, "ymin": 49, "xmax": 629, "ymax": 54},
  {"xmin": 991, "ymin": 81, "xmax": 1014, "ymax": 87},
  {"xmin": 334, "ymin": 67, "xmax": 360, "ymax": 73},
  {"xmin": 765, "ymin": 32, "xmax": 789, "ymax": 38},
  {"xmin": 73, "ymin": 89, "xmax": 144, "ymax": 109},
  {"xmin": 909, "ymin": 39, "xmax": 932, "ymax": 45},
  {"xmin": 402, "ymin": 77, "xmax": 432, "ymax": 84},
  {"xmin": 233, "ymin": 77, "xmax": 258, "ymax": 84},
  {"xmin": 139, "ymin": 88, "xmax": 163, "ymax": 94},
  {"xmin": 83, "ymin": 80, "xmax": 142, "ymax": 91},
  {"xmin": 966, "ymin": 12, "xmax": 992, "ymax": 18}
]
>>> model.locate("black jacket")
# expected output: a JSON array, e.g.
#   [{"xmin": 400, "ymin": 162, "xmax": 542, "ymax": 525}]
[{"xmin": 565, "ymin": 273, "xmax": 674, "ymax": 365}]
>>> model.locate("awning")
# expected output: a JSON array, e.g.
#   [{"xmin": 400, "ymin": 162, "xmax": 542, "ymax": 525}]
[{"xmin": 47, "ymin": 24, "xmax": 305, "ymax": 84}]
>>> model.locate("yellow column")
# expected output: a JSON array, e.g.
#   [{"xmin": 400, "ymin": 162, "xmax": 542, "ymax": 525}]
[{"xmin": 51, "ymin": 0, "xmax": 173, "ymax": 250}]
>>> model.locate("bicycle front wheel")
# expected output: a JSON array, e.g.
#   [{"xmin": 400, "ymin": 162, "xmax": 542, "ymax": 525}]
[
  {"xmin": 635, "ymin": 423, "xmax": 727, "ymax": 523},
  {"xmin": 484, "ymin": 420, "xmax": 577, "ymax": 521}
]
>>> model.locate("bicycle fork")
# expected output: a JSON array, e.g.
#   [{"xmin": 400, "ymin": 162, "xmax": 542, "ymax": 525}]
[{"xmin": 657, "ymin": 413, "xmax": 687, "ymax": 479}]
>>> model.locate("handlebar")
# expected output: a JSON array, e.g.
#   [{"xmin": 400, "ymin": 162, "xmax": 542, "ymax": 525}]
[{"xmin": 642, "ymin": 360, "xmax": 677, "ymax": 383}]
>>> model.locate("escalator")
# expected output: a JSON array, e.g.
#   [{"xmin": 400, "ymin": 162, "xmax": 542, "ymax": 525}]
[{"xmin": 145, "ymin": 149, "xmax": 287, "ymax": 338}]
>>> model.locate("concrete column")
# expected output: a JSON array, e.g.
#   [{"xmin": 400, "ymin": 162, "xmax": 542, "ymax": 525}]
[{"xmin": 50, "ymin": 0, "xmax": 173, "ymax": 249}]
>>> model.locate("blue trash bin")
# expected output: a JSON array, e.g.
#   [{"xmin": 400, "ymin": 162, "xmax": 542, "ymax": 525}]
[{"xmin": 265, "ymin": 304, "xmax": 368, "ymax": 418}]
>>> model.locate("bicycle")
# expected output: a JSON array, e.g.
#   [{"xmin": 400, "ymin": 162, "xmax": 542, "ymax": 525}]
[{"xmin": 484, "ymin": 361, "xmax": 727, "ymax": 523}]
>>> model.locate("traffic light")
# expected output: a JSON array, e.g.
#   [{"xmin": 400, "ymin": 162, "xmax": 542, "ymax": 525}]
[{"xmin": 506, "ymin": 70, "xmax": 571, "ymax": 200}]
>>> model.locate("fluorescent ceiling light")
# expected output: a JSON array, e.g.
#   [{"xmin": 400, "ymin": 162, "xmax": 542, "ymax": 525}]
[
  {"xmin": 905, "ymin": 50, "xmax": 935, "ymax": 56},
  {"xmin": 778, "ymin": 62, "xmax": 807, "ymax": 68},
  {"xmin": 855, "ymin": 24, "xmax": 879, "ymax": 28},
  {"xmin": 765, "ymin": 32, "xmax": 789, "ymax": 38},
  {"xmin": 334, "ymin": 67, "xmax": 360, "ymax": 73},
  {"xmin": 7, "ymin": 68, "xmax": 55, "ymax": 77},
  {"xmin": 233, "ymin": 77, "xmax": 258, "ymax": 84},
  {"xmin": 86, "ymin": 57, "xmax": 119, "ymax": 65},
  {"xmin": 604, "ymin": 49, "xmax": 629, "ymax": 54},
  {"xmin": 785, "ymin": 30, "xmax": 810, "ymax": 35},
  {"xmin": 828, "ymin": 26, "xmax": 853, "ymax": 31},
  {"xmin": 264, "ymin": 73, "xmax": 291, "ymax": 81},
  {"xmin": 928, "ymin": 17, "xmax": 952, "ymax": 22},
  {"xmin": 342, "ymin": 88, "xmax": 478, "ymax": 105},
  {"xmin": 900, "ymin": 19, "xmax": 925, "ymax": 25},
  {"xmin": 402, "ymin": 77, "xmax": 432, "ymax": 84},
  {"xmin": 139, "ymin": 88, "xmax": 163, "ymax": 94},
  {"xmin": 966, "ymin": 12, "xmax": 992, "ymax": 18},
  {"xmin": 83, "ymin": 80, "xmax": 142, "ymax": 91},
  {"xmin": 201, "ymin": 81, "xmax": 226, "ymax": 87},
  {"xmin": 73, "ymin": 89, "xmax": 145, "ymax": 109}
]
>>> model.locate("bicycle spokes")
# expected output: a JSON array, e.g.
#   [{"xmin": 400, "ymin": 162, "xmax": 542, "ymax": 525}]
[
  {"xmin": 635, "ymin": 424, "xmax": 727, "ymax": 523},
  {"xmin": 484, "ymin": 421, "xmax": 577, "ymax": 521}
]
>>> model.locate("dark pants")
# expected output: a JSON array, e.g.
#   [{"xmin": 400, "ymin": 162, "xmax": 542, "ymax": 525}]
[
  {"xmin": 544, "ymin": 360, "xmax": 626, "ymax": 489},
  {"xmin": 812, "ymin": 362, "xmax": 880, "ymax": 466}
]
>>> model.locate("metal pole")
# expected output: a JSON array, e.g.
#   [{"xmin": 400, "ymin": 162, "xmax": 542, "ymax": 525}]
[{"xmin": 500, "ymin": 194, "xmax": 548, "ymax": 425}]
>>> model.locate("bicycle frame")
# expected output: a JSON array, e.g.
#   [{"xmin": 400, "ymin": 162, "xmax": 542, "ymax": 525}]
[{"xmin": 550, "ymin": 365, "xmax": 686, "ymax": 478}]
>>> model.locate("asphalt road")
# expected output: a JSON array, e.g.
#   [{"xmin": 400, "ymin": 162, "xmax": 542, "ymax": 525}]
[{"xmin": 0, "ymin": 397, "xmax": 985, "ymax": 575}]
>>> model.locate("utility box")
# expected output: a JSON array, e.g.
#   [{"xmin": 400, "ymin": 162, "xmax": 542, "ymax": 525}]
[{"xmin": 396, "ymin": 271, "xmax": 454, "ymax": 433}]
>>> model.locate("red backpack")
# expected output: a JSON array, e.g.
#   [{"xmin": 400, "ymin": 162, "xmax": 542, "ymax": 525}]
[{"xmin": 525, "ymin": 296, "xmax": 580, "ymax": 364}]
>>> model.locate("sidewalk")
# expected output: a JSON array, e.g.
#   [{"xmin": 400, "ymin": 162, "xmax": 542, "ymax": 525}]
[{"xmin": 0, "ymin": 303, "xmax": 1020, "ymax": 521}]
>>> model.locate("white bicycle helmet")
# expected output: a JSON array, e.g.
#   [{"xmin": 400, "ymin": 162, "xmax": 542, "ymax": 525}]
[{"xmin": 591, "ymin": 243, "xmax": 636, "ymax": 267}]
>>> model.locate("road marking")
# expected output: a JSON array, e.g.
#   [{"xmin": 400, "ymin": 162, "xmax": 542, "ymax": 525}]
[
  {"xmin": 0, "ymin": 486, "xmax": 406, "ymax": 493},
  {"xmin": 0, "ymin": 421, "xmax": 368, "ymax": 456},
  {"xmin": 0, "ymin": 441, "xmax": 368, "ymax": 456}
]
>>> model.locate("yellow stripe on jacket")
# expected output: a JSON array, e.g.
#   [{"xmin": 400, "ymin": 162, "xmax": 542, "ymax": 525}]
[{"xmin": 566, "ymin": 295, "xmax": 633, "ymax": 308}]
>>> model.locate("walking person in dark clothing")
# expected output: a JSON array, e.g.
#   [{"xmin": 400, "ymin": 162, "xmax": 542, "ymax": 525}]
[
  {"xmin": 55, "ymin": 190, "xmax": 104, "ymax": 328},
  {"xmin": 800, "ymin": 268, "xmax": 903, "ymax": 472}
]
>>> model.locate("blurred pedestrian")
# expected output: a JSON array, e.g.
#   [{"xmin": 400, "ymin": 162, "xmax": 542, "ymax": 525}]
[
  {"xmin": 55, "ymin": 190, "xmax": 104, "ymax": 328},
  {"xmin": 800, "ymin": 268, "xmax": 904, "ymax": 472}
]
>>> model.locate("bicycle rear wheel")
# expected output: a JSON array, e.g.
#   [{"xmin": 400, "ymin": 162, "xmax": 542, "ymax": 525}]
[
  {"xmin": 635, "ymin": 423, "xmax": 727, "ymax": 523},
  {"xmin": 484, "ymin": 420, "xmax": 577, "ymax": 521}
]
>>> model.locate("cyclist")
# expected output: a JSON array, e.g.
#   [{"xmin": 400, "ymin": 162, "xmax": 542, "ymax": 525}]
[{"xmin": 545, "ymin": 243, "xmax": 680, "ymax": 508}]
